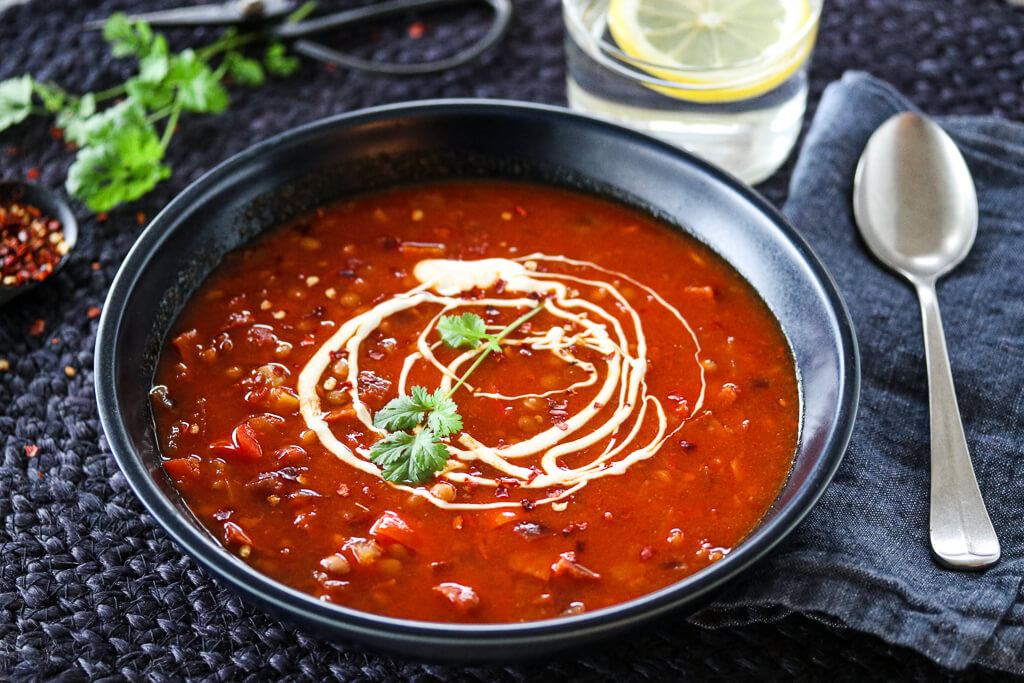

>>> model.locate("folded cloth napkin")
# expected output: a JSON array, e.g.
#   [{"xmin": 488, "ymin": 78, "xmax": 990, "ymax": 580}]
[{"xmin": 691, "ymin": 72, "xmax": 1024, "ymax": 674}]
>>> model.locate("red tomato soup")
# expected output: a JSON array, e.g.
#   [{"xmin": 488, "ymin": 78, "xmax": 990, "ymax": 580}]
[{"xmin": 151, "ymin": 181, "xmax": 799, "ymax": 623}]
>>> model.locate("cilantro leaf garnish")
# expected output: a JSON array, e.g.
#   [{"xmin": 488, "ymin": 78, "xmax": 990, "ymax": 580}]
[
  {"xmin": 0, "ymin": 76, "xmax": 33, "ymax": 132},
  {"xmin": 369, "ymin": 306, "xmax": 543, "ymax": 485},
  {"xmin": 368, "ymin": 429, "xmax": 449, "ymax": 485},
  {"xmin": 438, "ymin": 312, "xmax": 493, "ymax": 350},
  {"xmin": 0, "ymin": 10, "xmax": 308, "ymax": 211},
  {"xmin": 425, "ymin": 393, "xmax": 462, "ymax": 437},
  {"xmin": 373, "ymin": 387, "xmax": 432, "ymax": 432}
]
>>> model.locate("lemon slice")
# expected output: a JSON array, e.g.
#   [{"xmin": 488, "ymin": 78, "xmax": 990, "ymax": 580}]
[{"xmin": 607, "ymin": 0, "xmax": 816, "ymax": 103}]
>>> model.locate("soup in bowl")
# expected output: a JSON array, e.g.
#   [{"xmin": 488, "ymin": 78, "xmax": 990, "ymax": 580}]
[{"xmin": 95, "ymin": 101, "xmax": 857, "ymax": 660}]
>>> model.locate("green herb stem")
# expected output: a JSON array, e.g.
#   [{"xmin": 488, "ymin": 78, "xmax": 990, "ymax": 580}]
[
  {"xmin": 160, "ymin": 99, "xmax": 182, "ymax": 150},
  {"xmin": 198, "ymin": 33, "xmax": 259, "ymax": 61},
  {"xmin": 92, "ymin": 84, "xmax": 127, "ymax": 102},
  {"xmin": 146, "ymin": 105, "xmax": 173, "ymax": 124}
]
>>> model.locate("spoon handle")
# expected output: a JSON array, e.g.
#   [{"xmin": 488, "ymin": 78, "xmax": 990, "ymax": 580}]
[{"xmin": 916, "ymin": 281, "xmax": 999, "ymax": 569}]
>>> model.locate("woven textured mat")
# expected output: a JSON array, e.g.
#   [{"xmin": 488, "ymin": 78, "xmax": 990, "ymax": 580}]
[{"xmin": 1, "ymin": 0, "xmax": 1021, "ymax": 679}]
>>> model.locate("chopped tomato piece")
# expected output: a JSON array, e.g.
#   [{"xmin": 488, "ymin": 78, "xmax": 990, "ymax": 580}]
[
  {"xmin": 551, "ymin": 551, "xmax": 601, "ymax": 580},
  {"xmin": 163, "ymin": 457, "xmax": 200, "ymax": 480},
  {"xmin": 433, "ymin": 582, "xmax": 479, "ymax": 612},
  {"xmin": 211, "ymin": 422, "xmax": 262, "ymax": 461},
  {"xmin": 508, "ymin": 552, "xmax": 551, "ymax": 582},
  {"xmin": 683, "ymin": 285, "xmax": 715, "ymax": 300},
  {"xmin": 223, "ymin": 521, "xmax": 252, "ymax": 546},
  {"xmin": 343, "ymin": 537, "xmax": 383, "ymax": 566},
  {"xmin": 370, "ymin": 510, "xmax": 429, "ymax": 554},
  {"xmin": 171, "ymin": 328, "xmax": 201, "ymax": 364},
  {"xmin": 480, "ymin": 510, "xmax": 519, "ymax": 529}
]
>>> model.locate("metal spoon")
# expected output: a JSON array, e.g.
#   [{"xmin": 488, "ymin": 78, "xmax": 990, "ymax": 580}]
[
  {"xmin": 853, "ymin": 112, "xmax": 999, "ymax": 570},
  {"xmin": 0, "ymin": 181, "xmax": 79, "ymax": 308}
]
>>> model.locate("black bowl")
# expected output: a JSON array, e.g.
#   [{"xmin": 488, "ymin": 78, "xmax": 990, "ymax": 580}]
[{"xmin": 94, "ymin": 100, "xmax": 858, "ymax": 662}]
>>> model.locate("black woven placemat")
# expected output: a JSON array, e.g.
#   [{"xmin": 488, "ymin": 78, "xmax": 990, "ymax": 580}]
[{"xmin": 1, "ymin": 0, "xmax": 1022, "ymax": 679}]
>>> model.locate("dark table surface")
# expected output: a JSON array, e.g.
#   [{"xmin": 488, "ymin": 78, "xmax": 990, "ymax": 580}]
[{"xmin": 1, "ymin": 0, "xmax": 1022, "ymax": 679}]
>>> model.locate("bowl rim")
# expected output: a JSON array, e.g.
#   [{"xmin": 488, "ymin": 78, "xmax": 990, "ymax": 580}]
[{"xmin": 94, "ymin": 98, "xmax": 859, "ymax": 648}]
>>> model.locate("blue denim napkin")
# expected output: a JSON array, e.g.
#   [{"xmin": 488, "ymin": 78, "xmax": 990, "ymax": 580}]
[{"xmin": 691, "ymin": 72, "xmax": 1024, "ymax": 674}]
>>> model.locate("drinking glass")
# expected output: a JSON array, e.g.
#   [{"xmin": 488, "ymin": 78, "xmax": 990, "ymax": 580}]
[{"xmin": 563, "ymin": 0, "xmax": 822, "ymax": 183}]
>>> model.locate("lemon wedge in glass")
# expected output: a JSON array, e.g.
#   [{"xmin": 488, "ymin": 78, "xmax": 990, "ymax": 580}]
[{"xmin": 607, "ymin": 0, "xmax": 817, "ymax": 103}]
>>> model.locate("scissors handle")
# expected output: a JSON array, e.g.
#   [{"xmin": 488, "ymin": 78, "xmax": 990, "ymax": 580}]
[{"xmin": 277, "ymin": 0, "xmax": 512, "ymax": 76}]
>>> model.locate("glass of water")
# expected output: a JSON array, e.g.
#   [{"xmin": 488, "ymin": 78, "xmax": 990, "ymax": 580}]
[{"xmin": 563, "ymin": 0, "xmax": 822, "ymax": 184}]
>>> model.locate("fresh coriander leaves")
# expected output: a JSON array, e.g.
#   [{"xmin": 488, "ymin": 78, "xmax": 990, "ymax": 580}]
[
  {"xmin": 103, "ymin": 12, "xmax": 156, "ymax": 58},
  {"xmin": 368, "ymin": 308, "xmax": 542, "ymax": 485},
  {"xmin": 66, "ymin": 113, "xmax": 171, "ymax": 213},
  {"xmin": 369, "ymin": 386, "xmax": 462, "ymax": 484},
  {"xmin": 224, "ymin": 52, "xmax": 265, "ymax": 86},
  {"xmin": 437, "ymin": 312, "xmax": 500, "ymax": 352},
  {"xmin": 369, "ymin": 430, "xmax": 451, "ymax": 485},
  {"xmin": 0, "ymin": 10, "xmax": 308, "ymax": 212},
  {"xmin": 0, "ymin": 76, "xmax": 33, "ymax": 132},
  {"xmin": 373, "ymin": 386, "xmax": 463, "ymax": 437},
  {"xmin": 264, "ymin": 44, "xmax": 301, "ymax": 76}
]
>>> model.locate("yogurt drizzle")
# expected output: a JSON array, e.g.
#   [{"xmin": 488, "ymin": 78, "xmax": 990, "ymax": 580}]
[{"xmin": 297, "ymin": 255, "xmax": 705, "ymax": 510}]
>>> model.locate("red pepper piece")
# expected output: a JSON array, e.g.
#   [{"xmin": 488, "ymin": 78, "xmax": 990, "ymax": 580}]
[
  {"xmin": 210, "ymin": 423, "xmax": 262, "ymax": 461},
  {"xmin": 369, "ymin": 510, "xmax": 430, "ymax": 554},
  {"xmin": 163, "ymin": 457, "xmax": 200, "ymax": 480}
]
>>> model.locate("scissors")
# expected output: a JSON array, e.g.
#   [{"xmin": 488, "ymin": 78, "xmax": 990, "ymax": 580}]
[{"xmin": 84, "ymin": 0, "xmax": 512, "ymax": 76}]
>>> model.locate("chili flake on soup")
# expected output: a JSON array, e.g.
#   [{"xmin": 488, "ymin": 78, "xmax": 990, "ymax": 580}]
[{"xmin": 151, "ymin": 181, "xmax": 799, "ymax": 623}]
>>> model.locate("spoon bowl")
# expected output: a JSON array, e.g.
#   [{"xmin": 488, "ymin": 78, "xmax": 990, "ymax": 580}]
[
  {"xmin": 854, "ymin": 113, "xmax": 978, "ymax": 281},
  {"xmin": 852, "ymin": 112, "xmax": 999, "ymax": 570},
  {"xmin": 0, "ymin": 181, "xmax": 79, "ymax": 308}
]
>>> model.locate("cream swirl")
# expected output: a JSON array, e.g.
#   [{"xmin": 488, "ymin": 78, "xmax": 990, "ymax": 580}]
[{"xmin": 297, "ymin": 255, "xmax": 705, "ymax": 510}]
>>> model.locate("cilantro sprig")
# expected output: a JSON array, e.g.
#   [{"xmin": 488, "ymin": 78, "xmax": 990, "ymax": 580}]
[
  {"xmin": 0, "ymin": 6, "xmax": 313, "ymax": 212},
  {"xmin": 369, "ymin": 305, "xmax": 544, "ymax": 485}
]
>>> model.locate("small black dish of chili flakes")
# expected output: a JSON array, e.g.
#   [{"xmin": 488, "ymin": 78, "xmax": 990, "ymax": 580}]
[{"xmin": 0, "ymin": 180, "xmax": 78, "ymax": 307}]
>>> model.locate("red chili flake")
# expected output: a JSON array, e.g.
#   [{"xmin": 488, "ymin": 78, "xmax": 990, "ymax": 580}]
[
  {"xmin": 91, "ymin": 261, "xmax": 101, "ymax": 269},
  {"xmin": 50, "ymin": 127, "xmax": 63, "ymax": 140},
  {"xmin": 96, "ymin": 213, "xmax": 107, "ymax": 222},
  {"xmin": 136, "ymin": 212, "xmax": 146, "ymax": 225},
  {"xmin": 639, "ymin": 545, "xmax": 655, "ymax": 561},
  {"xmin": 4, "ymin": 146, "xmax": 25, "ymax": 157},
  {"xmin": 51, "ymin": 338, "xmax": 59, "ymax": 345},
  {"xmin": 87, "ymin": 306, "xmax": 102, "ymax": 319},
  {"xmin": 24, "ymin": 445, "xmax": 38, "ymax": 458},
  {"xmin": 407, "ymin": 21, "xmax": 425, "ymax": 39},
  {"xmin": 25, "ymin": 168, "xmax": 39, "ymax": 180},
  {"xmin": 1, "ymin": 196, "xmax": 68, "ymax": 288},
  {"xmin": 514, "ymin": 205, "xmax": 527, "ymax": 216},
  {"xmin": 28, "ymin": 319, "xmax": 45, "ymax": 336}
]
